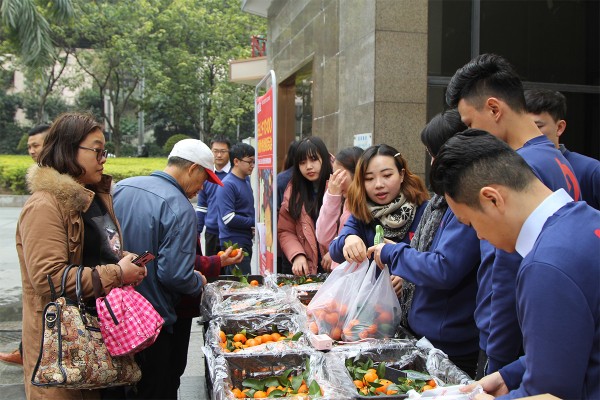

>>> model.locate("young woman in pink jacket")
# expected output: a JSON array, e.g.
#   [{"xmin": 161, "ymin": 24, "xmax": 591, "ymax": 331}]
[
  {"xmin": 315, "ymin": 146, "xmax": 364, "ymax": 270},
  {"xmin": 278, "ymin": 137, "xmax": 334, "ymax": 276}
]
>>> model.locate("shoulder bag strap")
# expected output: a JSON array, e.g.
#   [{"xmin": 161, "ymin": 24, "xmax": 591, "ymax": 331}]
[
  {"xmin": 90, "ymin": 267, "xmax": 104, "ymax": 299},
  {"xmin": 58, "ymin": 264, "xmax": 80, "ymax": 298}
]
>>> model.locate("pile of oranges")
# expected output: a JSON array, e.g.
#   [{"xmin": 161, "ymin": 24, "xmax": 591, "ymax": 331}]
[
  {"xmin": 230, "ymin": 380, "xmax": 311, "ymax": 399},
  {"xmin": 346, "ymin": 358, "xmax": 438, "ymax": 397},
  {"xmin": 218, "ymin": 329, "xmax": 298, "ymax": 353},
  {"xmin": 307, "ymin": 300, "xmax": 396, "ymax": 341}
]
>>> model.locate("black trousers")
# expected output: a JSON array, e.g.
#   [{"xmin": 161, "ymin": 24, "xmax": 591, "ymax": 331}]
[
  {"xmin": 224, "ymin": 246, "xmax": 252, "ymax": 275},
  {"xmin": 131, "ymin": 318, "xmax": 192, "ymax": 400},
  {"xmin": 448, "ymin": 350, "xmax": 479, "ymax": 380},
  {"xmin": 204, "ymin": 232, "xmax": 221, "ymax": 257}
]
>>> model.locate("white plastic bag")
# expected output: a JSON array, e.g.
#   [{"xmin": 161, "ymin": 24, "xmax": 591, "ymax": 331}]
[
  {"xmin": 306, "ymin": 260, "xmax": 369, "ymax": 340},
  {"xmin": 341, "ymin": 261, "xmax": 401, "ymax": 341}
]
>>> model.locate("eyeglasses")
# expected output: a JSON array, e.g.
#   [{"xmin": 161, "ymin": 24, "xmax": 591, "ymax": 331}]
[
  {"xmin": 212, "ymin": 149, "xmax": 229, "ymax": 155},
  {"xmin": 79, "ymin": 146, "xmax": 108, "ymax": 162},
  {"xmin": 238, "ymin": 158, "xmax": 255, "ymax": 166}
]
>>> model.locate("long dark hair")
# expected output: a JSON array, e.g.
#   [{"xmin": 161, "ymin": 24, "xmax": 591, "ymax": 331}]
[{"xmin": 289, "ymin": 137, "xmax": 332, "ymax": 220}]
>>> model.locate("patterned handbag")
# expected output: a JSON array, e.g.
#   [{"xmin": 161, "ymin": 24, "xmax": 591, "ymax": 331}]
[
  {"xmin": 31, "ymin": 265, "xmax": 142, "ymax": 389},
  {"xmin": 96, "ymin": 285, "xmax": 164, "ymax": 356}
]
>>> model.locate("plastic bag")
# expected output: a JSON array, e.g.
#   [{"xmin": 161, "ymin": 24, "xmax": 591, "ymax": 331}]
[
  {"xmin": 306, "ymin": 260, "xmax": 370, "ymax": 340},
  {"xmin": 407, "ymin": 384, "xmax": 483, "ymax": 399},
  {"xmin": 341, "ymin": 262, "xmax": 401, "ymax": 341}
]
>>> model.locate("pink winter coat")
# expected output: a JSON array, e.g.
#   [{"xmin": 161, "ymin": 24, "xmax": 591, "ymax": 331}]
[
  {"xmin": 278, "ymin": 184, "xmax": 328, "ymax": 275},
  {"xmin": 315, "ymin": 190, "xmax": 351, "ymax": 269}
]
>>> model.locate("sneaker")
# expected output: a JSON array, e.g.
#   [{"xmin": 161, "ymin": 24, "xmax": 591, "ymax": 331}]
[{"xmin": 0, "ymin": 349, "xmax": 23, "ymax": 366}]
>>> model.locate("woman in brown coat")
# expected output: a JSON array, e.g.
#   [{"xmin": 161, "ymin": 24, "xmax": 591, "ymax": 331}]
[{"xmin": 16, "ymin": 113, "xmax": 145, "ymax": 399}]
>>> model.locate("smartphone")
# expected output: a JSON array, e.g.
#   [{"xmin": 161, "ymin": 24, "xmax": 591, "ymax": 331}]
[{"xmin": 132, "ymin": 251, "xmax": 155, "ymax": 266}]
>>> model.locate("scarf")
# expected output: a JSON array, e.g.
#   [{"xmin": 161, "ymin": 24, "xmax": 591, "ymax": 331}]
[
  {"xmin": 400, "ymin": 194, "xmax": 449, "ymax": 327},
  {"xmin": 368, "ymin": 194, "xmax": 416, "ymax": 241}
]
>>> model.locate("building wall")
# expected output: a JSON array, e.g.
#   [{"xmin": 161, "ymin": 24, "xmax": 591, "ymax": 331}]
[{"xmin": 268, "ymin": 0, "xmax": 429, "ymax": 177}]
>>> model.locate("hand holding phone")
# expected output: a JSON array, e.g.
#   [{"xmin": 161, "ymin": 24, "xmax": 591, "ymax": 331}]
[{"xmin": 132, "ymin": 251, "xmax": 155, "ymax": 266}]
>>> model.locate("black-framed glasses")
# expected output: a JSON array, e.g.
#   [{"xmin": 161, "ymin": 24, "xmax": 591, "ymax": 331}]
[
  {"xmin": 79, "ymin": 146, "xmax": 108, "ymax": 162},
  {"xmin": 238, "ymin": 158, "xmax": 255, "ymax": 166}
]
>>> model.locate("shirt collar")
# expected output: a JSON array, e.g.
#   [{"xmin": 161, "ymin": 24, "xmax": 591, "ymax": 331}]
[
  {"xmin": 150, "ymin": 171, "xmax": 186, "ymax": 196},
  {"xmin": 516, "ymin": 189, "xmax": 573, "ymax": 257},
  {"xmin": 216, "ymin": 162, "xmax": 231, "ymax": 173}
]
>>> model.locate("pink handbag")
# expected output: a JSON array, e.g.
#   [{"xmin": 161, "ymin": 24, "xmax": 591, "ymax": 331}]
[{"xmin": 96, "ymin": 285, "xmax": 164, "ymax": 356}]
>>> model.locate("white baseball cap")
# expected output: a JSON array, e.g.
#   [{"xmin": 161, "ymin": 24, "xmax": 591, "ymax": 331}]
[{"xmin": 168, "ymin": 139, "xmax": 224, "ymax": 186}]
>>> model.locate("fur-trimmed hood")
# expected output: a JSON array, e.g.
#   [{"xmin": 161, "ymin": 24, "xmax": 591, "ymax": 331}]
[{"xmin": 26, "ymin": 165, "xmax": 113, "ymax": 212}]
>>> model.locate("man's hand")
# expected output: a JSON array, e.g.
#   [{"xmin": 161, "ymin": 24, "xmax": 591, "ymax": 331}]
[
  {"xmin": 366, "ymin": 243, "xmax": 387, "ymax": 269},
  {"xmin": 390, "ymin": 275, "xmax": 403, "ymax": 297},
  {"xmin": 292, "ymin": 254, "xmax": 309, "ymax": 276},
  {"xmin": 342, "ymin": 235, "xmax": 367, "ymax": 264},
  {"xmin": 321, "ymin": 252, "xmax": 333, "ymax": 272},
  {"xmin": 219, "ymin": 246, "xmax": 244, "ymax": 267},
  {"xmin": 194, "ymin": 270, "xmax": 207, "ymax": 286},
  {"xmin": 461, "ymin": 372, "xmax": 508, "ymax": 399}
]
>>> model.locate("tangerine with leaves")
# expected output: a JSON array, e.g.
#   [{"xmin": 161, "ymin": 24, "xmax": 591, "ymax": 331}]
[{"xmin": 233, "ymin": 333, "xmax": 247, "ymax": 344}]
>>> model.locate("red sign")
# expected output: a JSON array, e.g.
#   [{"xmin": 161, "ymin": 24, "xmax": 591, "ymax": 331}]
[{"xmin": 256, "ymin": 87, "xmax": 274, "ymax": 274}]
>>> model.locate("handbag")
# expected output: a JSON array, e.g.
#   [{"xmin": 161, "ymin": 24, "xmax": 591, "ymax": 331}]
[
  {"xmin": 97, "ymin": 285, "xmax": 164, "ymax": 356},
  {"xmin": 31, "ymin": 265, "xmax": 142, "ymax": 389}
]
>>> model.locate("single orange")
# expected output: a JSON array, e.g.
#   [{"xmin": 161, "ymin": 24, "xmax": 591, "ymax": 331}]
[
  {"xmin": 261, "ymin": 333, "xmax": 273, "ymax": 343},
  {"xmin": 250, "ymin": 280, "xmax": 259, "ymax": 286},
  {"xmin": 297, "ymin": 383, "xmax": 308, "ymax": 393},
  {"xmin": 329, "ymin": 326, "xmax": 342, "ymax": 340},
  {"xmin": 427, "ymin": 379, "xmax": 437, "ymax": 387},
  {"xmin": 219, "ymin": 330, "xmax": 227, "ymax": 343},
  {"xmin": 245, "ymin": 338, "xmax": 257, "ymax": 347},
  {"xmin": 253, "ymin": 390, "xmax": 267, "ymax": 398},
  {"xmin": 254, "ymin": 336, "xmax": 262, "ymax": 345},
  {"xmin": 270, "ymin": 332, "xmax": 282, "ymax": 341},
  {"xmin": 217, "ymin": 251, "xmax": 225, "ymax": 257},
  {"xmin": 324, "ymin": 312, "xmax": 339, "ymax": 326},
  {"xmin": 233, "ymin": 333, "xmax": 247, "ymax": 344},
  {"xmin": 386, "ymin": 389, "xmax": 398, "ymax": 395},
  {"xmin": 363, "ymin": 371, "xmax": 377, "ymax": 383},
  {"xmin": 266, "ymin": 386, "xmax": 277, "ymax": 395},
  {"xmin": 377, "ymin": 311, "xmax": 393, "ymax": 323},
  {"xmin": 422, "ymin": 385, "xmax": 433, "ymax": 392},
  {"xmin": 230, "ymin": 249, "xmax": 239, "ymax": 257},
  {"xmin": 366, "ymin": 324, "xmax": 378, "ymax": 335},
  {"xmin": 353, "ymin": 380, "xmax": 364, "ymax": 389},
  {"xmin": 375, "ymin": 379, "xmax": 393, "ymax": 393}
]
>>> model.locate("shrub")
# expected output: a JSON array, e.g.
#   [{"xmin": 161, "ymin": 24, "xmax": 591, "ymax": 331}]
[
  {"xmin": 163, "ymin": 134, "xmax": 193, "ymax": 154},
  {"xmin": 0, "ymin": 155, "xmax": 168, "ymax": 195}
]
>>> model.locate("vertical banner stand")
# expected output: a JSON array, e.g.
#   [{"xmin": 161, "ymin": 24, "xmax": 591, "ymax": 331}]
[{"xmin": 255, "ymin": 70, "xmax": 277, "ymax": 275}]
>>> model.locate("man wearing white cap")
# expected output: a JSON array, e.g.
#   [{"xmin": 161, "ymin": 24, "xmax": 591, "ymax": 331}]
[{"xmin": 113, "ymin": 138, "xmax": 223, "ymax": 399}]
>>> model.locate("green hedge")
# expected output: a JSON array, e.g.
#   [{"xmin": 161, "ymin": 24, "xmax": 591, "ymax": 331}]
[{"xmin": 0, "ymin": 155, "xmax": 168, "ymax": 195}]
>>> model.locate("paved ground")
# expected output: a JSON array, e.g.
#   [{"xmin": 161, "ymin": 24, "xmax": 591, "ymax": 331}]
[{"xmin": 0, "ymin": 197, "xmax": 210, "ymax": 399}]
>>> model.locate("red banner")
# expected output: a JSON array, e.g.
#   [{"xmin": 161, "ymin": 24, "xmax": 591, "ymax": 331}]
[{"xmin": 256, "ymin": 87, "xmax": 274, "ymax": 274}]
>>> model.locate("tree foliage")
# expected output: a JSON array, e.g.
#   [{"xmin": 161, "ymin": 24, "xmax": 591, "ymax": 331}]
[
  {"xmin": 0, "ymin": 0, "xmax": 73, "ymax": 67},
  {"xmin": 1, "ymin": 0, "xmax": 266, "ymax": 155},
  {"xmin": 146, "ymin": 0, "xmax": 265, "ymax": 144}
]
